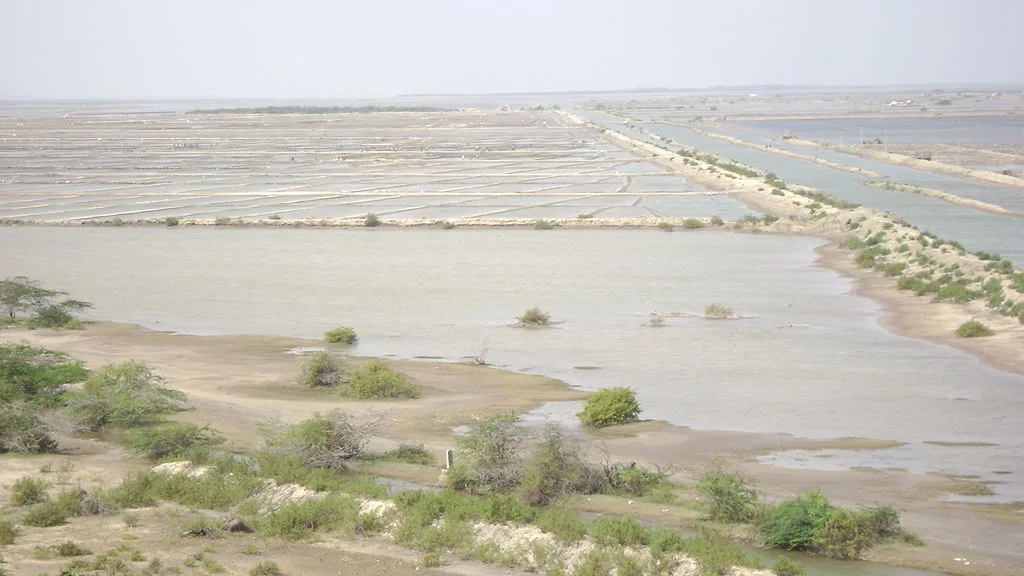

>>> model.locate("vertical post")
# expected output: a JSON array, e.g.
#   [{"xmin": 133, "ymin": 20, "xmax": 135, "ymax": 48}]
[{"xmin": 445, "ymin": 449, "xmax": 454, "ymax": 470}]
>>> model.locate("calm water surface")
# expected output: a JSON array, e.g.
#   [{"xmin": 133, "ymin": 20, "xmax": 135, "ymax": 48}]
[{"xmin": 1, "ymin": 227, "xmax": 1021, "ymax": 501}]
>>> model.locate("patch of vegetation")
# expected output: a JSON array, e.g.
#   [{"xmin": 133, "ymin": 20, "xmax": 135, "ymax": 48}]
[
  {"xmin": 0, "ymin": 276, "xmax": 92, "ymax": 328},
  {"xmin": 704, "ymin": 303, "xmax": 735, "ymax": 318},
  {"xmin": 577, "ymin": 387, "xmax": 641, "ymax": 428},
  {"xmin": 250, "ymin": 561, "xmax": 285, "ymax": 576},
  {"xmin": 163, "ymin": 217, "xmax": 180, "ymax": 227},
  {"xmin": 682, "ymin": 218, "xmax": 704, "ymax": 229},
  {"xmin": 259, "ymin": 494, "xmax": 359, "ymax": 540},
  {"xmin": 0, "ymin": 402, "xmax": 58, "ymax": 454},
  {"xmin": 323, "ymin": 326, "xmax": 358, "ymax": 345},
  {"xmin": 604, "ymin": 463, "xmax": 667, "ymax": 497},
  {"xmin": 54, "ymin": 540, "xmax": 92, "ymax": 557},
  {"xmin": 933, "ymin": 284, "xmax": 977, "ymax": 304},
  {"xmin": 364, "ymin": 213, "xmax": 381, "ymax": 227},
  {"xmin": 298, "ymin": 351, "xmax": 342, "ymax": 388},
  {"xmin": 839, "ymin": 238, "xmax": 867, "ymax": 250},
  {"xmin": 268, "ymin": 410, "xmax": 376, "ymax": 471},
  {"xmin": 657, "ymin": 221, "xmax": 674, "ymax": 232},
  {"xmin": 791, "ymin": 189, "xmax": 859, "ymax": 210},
  {"xmin": 441, "ymin": 220, "xmax": 457, "ymax": 229},
  {"xmin": 448, "ymin": 414, "xmax": 525, "ymax": 495},
  {"xmin": 129, "ymin": 422, "xmax": 224, "ymax": 461},
  {"xmin": 385, "ymin": 443, "xmax": 434, "ymax": 465},
  {"xmin": 533, "ymin": 219, "xmax": 555, "ymax": 230},
  {"xmin": 0, "ymin": 343, "xmax": 88, "ymax": 406},
  {"xmin": 956, "ymin": 320, "xmax": 994, "ymax": 338},
  {"xmin": 11, "ymin": 476, "xmax": 49, "ymax": 506},
  {"xmin": 519, "ymin": 423, "xmax": 604, "ymax": 504},
  {"xmin": 696, "ymin": 467, "xmax": 759, "ymax": 523},
  {"xmin": 341, "ymin": 359, "xmax": 420, "ymax": 399},
  {"xmin": 0, "ymin": 520, "xmax": 18, "ymax": 545},
  {"xmin": 771, "ymin": 555, "xmax": 805, "ymax": 576},
  {"xmin": 759, "ymin": 491, "xmax": 904, "ymax": 559},
  {"xmin": 710, "ymin": 215, "xmax": 725, "ymax": 226},
  {"xmin": 517, "ymin": 306, "xmax": 551, "ymax": 327},
  {"xmin": 66, "ymin": 360, "xmax": 187, "ymax": 430},
  {"xmin": 214, "ymin": 217, "xmax": 232, "ymax": 226}
]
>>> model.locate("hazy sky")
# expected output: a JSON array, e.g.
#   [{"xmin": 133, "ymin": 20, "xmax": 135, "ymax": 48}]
[{"xmin": 1, "ymin": 0, "xmax": 1021, "ymax": 99}]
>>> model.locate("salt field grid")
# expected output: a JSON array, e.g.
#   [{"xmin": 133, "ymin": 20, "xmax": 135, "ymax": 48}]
[{"xmin": 0, "ymin": 108, "xmax": 749, "ymax": 222}]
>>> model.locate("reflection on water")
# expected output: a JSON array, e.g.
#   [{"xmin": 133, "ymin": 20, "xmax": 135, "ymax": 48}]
[{"xmin": 1, "ymin": 226, "xmax": 1022, "ymax": 502}]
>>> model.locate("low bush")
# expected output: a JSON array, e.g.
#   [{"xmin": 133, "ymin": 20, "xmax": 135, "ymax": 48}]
[
  {"xmin": 364, "ymin": 213, "xmax": 381, "ymax": 227},
  {"xmin": 517, "ymin": 306, "xmax": 551, "ymax": 327},
  {"xmin": 11, "ymin": 476, "xmax": 49, "ymax": 506},
  {"xmin": 129, "ymin": 422, "xmax": 224, "ymax": 461},
  {"xmin": 323, "ymin": 326, "xmax": 358, "ymax": 345},
  {"xmin": 55, "ymin": 541, "xmax": 91, "ymax": 557},
  {"xmin": 771, "ymin": 556, "xmax": 805, "ymax": 576},
  {"xmin": 657, "ymin": 221, "xmax": 674, "ymax": 232},
  {"xmin": 448, "ymin": 414, "xmax": 525, "ymax": 495},
  {"xmin": 956, "ymin": 320, "xmax": 994, "ymax": 338},
  {"xmin": 386, "ymin": 443, "xmax": 434, "ymax": 465},
  {"xmin": 697, "ymin": 467, "xmax": 759, "ymax": 523},
  {"xmin": 934, "ymin": 284, "xmax": 976, "ymax": 304},
  {"xmin": 577, "ymin": 387, "xmax": 640, "ymax": 428},
  {"xmin": 533, "ymin": 507, "xmax": 588, "ymax": 541},
  {"xmin": 533, "ymin": 220, "xmax": 555, "ymax": 230},
  {"xmin": 519, "ymin": 423, "xmax": 604, "ymax": 505},
  {"xmin": 250, "ymin": 561, "xmax": 284, "ymax": 576},
  {"xmin": 258, "ymin": 494, "xmax": 359, "ymax": 540},
  {"xmin": 760, "ymin": 491, "xmax": 901, "ymax": 559},
  {"xmin": 341, "ymin": 359, "xmax": 419, "ymax": 399},
  {"xmin": 704, "ymin": 303, "xmax": 735, "ymax": 318},
  {"xmin": 0, "ymin": 343, "xmax": 88, "ymax": 405},
  {"xmin": 274, "ymin": 410, "xmax": 376, "ymax": 471},
  {"xmin": 109, "ymin": 469, "xmax": 257, "ymax": 510},
  {"xmin": 683, "ymin": 218, "xmax": 704, "ymax": 229},
  {"xmin": 0, "ymin": 402, "xmax": 57, "ymax": 454},
  {"xmin": 604, "ymin": 462, "xmax": 667, "ymax": 497},
  {"xmin": 67, "ymin": 361, "xmax": 187, "ymax": 430},
  {"xmin": 0, "ymin": 520, "xmax": 18, "ymax": 545},
  {"xmin": 710, "ymin": 216, "xmax": 725, "ymax": 226},
  {"xmin": 297, "ymin": 351, "xmax": 342, "ymax": 388},
  {"xmin": 164, "ymin": 217, "xmax": 180, "ymax": 227}
]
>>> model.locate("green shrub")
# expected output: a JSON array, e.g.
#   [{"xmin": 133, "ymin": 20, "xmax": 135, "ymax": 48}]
[
  {"xmin": 657, "ymin": 221, "xmax": 674, "ymax": 232},
  {"xmin": 275, "ymin": 410, "xmax": 375, "ymax": 471},
  {"xmin": 259, "ymin": 494, "xmax": 358, "ymax": 540},
  {"xmin": 577, "ymin": 387, "xmax": 641, "ymax": 428},
  {"xmin": 876, "ymin": 262, "xmax": 907, "ymax": 277},
  {"xmin": 696, "ymin": 468, "xmax": 759, "ymax": 523},
  {"xmin": 760, "ymin": 491, "xmax": 835, "ymax": 551},
  {"xmin": 67, "ymin": 361, "xmax": 187, "ymax": 430},
  {"xmin": 109, "ymin": 469, "xmax": 256, "ymax": 510},
  {"xmin": 0, "ymin": 520, "xmax": 18, "ymax": 545},
  {"xmin": 533, "ymin": 508, "xmax": 588, "ymax": 541},
  {"xmin": 215, "ymin": 217, "xmax": 232, "ymax": 226},
  {"xmin": 129, "ymin": 422, "xmax": 223, "ymax": 461},
  {"xmin": 164, "ymin": 217, "xmax": 180, "ymax": 227},
  {"xmin": 55, "ymin": 541, "xmax": 91, "ymax": 557},
  {"xmin": 710, "ymin": 216, "xmax": 725, "ymax": 226},
  {"xmin": 590, "ymin": 517, "xmax": 650, "ymax": 546},
  {"xmin": 364, "ymin": 213, "xmax": 381, "ymax": 227},
  {"xmin": 676, "ymin": 531, "xmax": 760, "ymax": 575},
  {"xmin": 812, "ymin": 509, "xmax": 875, "ymax": 559},
  {"xmin": 604, "ymin": 463, "xmax": 667, "ymax": 497},
  {"xmin": 517, "ymin": 306, "xmax": 551, "ymax": 326},
  {"xmin": 771, "ymin": 189, "xmax": 786, "ymax": 196},
  {"xmin": 341, "ymin": 359, "xmax": 419, "ymax": 399},
  {"xmin": 0, "ymin": 343, "xmax": 88, "ymax": 405},
  {"xmin": 518, "ymin": 423, "xmax": 604, "ymax": 505},
  {"xmin": 298, "ymin": 351, "xmax": 342, "ymax": 388},
  {"xmin": 0, "ymin": 403, "xmax": 57, "ymax": 454},
  {"xmin": 533, "ymin": 219, "xmax": 555, "ymax": 230},
  {"xmin": 573, "ymin": 549, "xmax": 612, "ymax": 576},
  {"xmin": 448, "ymin": 414, "xmax": 524, "ymax": 495},
  {"xmin": 934, "ymin": 284, "xmax": 976, "ymax": 304},
  {"xmin": 704, "ymin": 303, "xmax": 735, "ymax": 318},
  {"xmin": 771, "ymin": 556, "xmax": 805, "ymax": 576},
  {"xmin": 481, "ymin": 494, "xmax": 535, "ymax": 524},
  {"xmin": 683, "ymin": 218, "xmax": 704, "ymax": 229},
  {"xmin": 250, "ymin": 561, "xmax": 284, "ymax": 576},
  {"xmin": 23, "ymin": 500, "xmax": 70, "ymax": 527},
  {"xmin": 441, "ymin": 220, "xmax": 457, "ymax": 229},
  {"xmin": 11, "ymin": 476, "xmax": 49, "ymax": 506},
  {"xmin": 956, "ymin": 320, "xmax": 994, "ymax": 338},
  {"xmin": 323, "ymin": 326, "xmax": 358, "ymax": 345},
  {"xmin": 386, "ymin": 443, "xmax": 434, "ymax": 465}
]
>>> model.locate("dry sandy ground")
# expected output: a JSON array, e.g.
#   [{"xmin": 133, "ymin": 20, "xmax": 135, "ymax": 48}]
[{"xmin": 2, "ymin": 322, "xmax": 1023, "ymax": 576}]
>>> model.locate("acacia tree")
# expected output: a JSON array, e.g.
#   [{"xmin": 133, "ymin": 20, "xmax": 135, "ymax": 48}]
[{"xmin": 0, "ymin": 276, "xmax": 91, "ymax": 327}]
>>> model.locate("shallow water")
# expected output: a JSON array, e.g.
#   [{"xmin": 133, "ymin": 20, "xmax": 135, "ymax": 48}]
[
  {"xmin": 736, "ymin": 117, "xmax": 1024, "ymax": 147},
  {"xmin": 1, "ymin": 226, "xmax": 1022, "ymax": 501}
]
